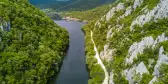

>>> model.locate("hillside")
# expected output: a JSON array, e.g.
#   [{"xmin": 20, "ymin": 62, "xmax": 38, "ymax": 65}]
[
  {"xmin": 61, "ymin": 4, "xmax": 112, "ymax": 21},
  {"xmin": 83, "ymin": 0, "xmax": 168, "ymax": 84},
  {"xmin": 0, "ymin": 0, "xmax": 69, "ymax": 83},
  {"xmin": 30, "ymin": 0, "xmax": 115, "ymax": 11},
  {"xmin": 56, "ymin": 0, "xmax": 115, "ymax": 11}
]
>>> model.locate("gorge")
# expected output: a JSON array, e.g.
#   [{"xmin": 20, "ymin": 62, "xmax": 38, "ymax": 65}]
[
  {"xmin": 1, "ymin": 0, "xmax": 168, "ymax": 84},
  {"xmin": 48, "ymin": 20, "xmax": 89, "ymax": 84}
]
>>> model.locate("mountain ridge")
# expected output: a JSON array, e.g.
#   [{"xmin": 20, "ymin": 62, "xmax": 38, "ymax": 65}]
[{"xmin": 29, "ymin": 0, "xmax": 115, "ymax": 11}]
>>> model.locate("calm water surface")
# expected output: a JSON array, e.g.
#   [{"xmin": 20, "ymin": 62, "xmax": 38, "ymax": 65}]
[{"xmin": 49, "ymin": 20, "xmax": 89, "ymax": 84}]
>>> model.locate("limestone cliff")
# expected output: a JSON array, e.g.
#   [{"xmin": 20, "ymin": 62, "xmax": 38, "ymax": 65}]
[{"xmin": 84, "ymin": 0, "xmax": 168, "ymax": 84}]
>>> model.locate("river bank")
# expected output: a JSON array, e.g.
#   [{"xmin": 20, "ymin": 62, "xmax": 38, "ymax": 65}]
[{"xmin": 62, "ymin": 16, "xmax": 88, "ymax": 23}]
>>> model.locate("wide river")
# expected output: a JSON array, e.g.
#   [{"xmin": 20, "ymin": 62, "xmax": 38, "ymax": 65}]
[{"xmin": 49, "ymin": 20, "xmax": 89, "ymax": 84}]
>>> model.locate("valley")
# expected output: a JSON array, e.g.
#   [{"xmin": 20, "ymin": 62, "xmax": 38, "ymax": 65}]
[
  {"xmin": 1, "ymin": 0, "xmax": 168, "ymax": 84},
  {"xmin": 48, "ymin": 20, "xmax": 89, "ymax": 84}
]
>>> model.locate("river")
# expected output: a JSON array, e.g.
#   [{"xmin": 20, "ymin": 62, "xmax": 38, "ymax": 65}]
[{"xmin": 48, "ymin": 20, "xmax": 89, "ymax": 84}]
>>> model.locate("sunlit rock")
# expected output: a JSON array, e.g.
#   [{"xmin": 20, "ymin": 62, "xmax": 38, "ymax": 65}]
[
  {"xmin": 109, "ymin": 72, "xmax": 114, "ymax": 84},
  {"xmin": 100, "ymin": 44, "xmax": 114, "ymax": 61},
  {"xmin": 106, "ymin": 3, "xmax": 125, "ymax": 21},
  {"xmin": 136, "ymin": 62, "xmax": 149, "ymax": 75},
  {"xmin": 131, "ymin": 0, "xmax": 168, "ymax": 30},
  {"xmin": 133, "ymin": 0, "xmax": 144, "ymax": 9},
  {"xmin": 149, "ymin": 76, "xmax": 158, "ymax": 84},
  {"xmin": 119, "ymin": 6, "xmax": 132, "ymax": 19},
  {"xmin": 153, "ymin": 46, "xmax": 168, "ymax": 76},
  {"xmin": 124, "ymin": 62, "xmax": 149, "ymax": 84},
  {"xmin": 126, "ymin": 33, "xmax": 168, "ymax": 64}
]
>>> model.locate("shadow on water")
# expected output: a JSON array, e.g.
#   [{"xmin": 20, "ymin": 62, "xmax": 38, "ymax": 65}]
[{"xmin": 48, "ymin": 20, "xmax": 89, "ymax": 84}]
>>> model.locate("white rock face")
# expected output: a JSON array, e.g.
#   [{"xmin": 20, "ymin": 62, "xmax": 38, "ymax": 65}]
[
  {"xmin": 149, "ymin": 46, "xmax": 168, "ymax": 84},
  {"xmin": 0, "ymin": 21, "xmax": 11, "ymax": 31},
  {"xmin": 149, "ymin": 76, "xmax": 158, "ymax": 84},
  {"xmin": 100, "ymin": 44, "xmax": 114, "ymax": 61},
  {"xmin": 126, "ymin": 33, "xmax": 168, "ymax": 64},
  {"xmin": 119, "ymin": 6, "xmax": 133, "ymax": 19},
  {"xmin": 109, "ymin": 72, "xmax": 114, "ymax": 84},
  {"xmin": 125, "ymin": 6, "xmax": 133, "ymax": 16},
  {"xmin": 125, "ymin": 6, "xmax": 133, "ymax": 17},
  {"xmin": 131, "ymin": 0, "xmax": 168, "ymax": 30},
  {"xmin": 106, "ymin": 3, "xmax": 125, "ymax": 21},
  {"xmin": 124, "ymin": 62, "xmax": 149, "ymax": 84},
  {"xmin": 136, "ymin": 62, "xmax": 149, "ymax": 75},
  {"xmin": 133, "ymin": 0, "xmax": 144, "ymax": 9},
  {"xmin": 126, "ymin": 36, "xmax": 154, "ymax": 64},
  {"xmin": 124, "ymin": 68, "xmax": 135, "ymax": 84},
  {"xmin": 153, "ymin": 46, "xmax": 168, "ymax": 76}
]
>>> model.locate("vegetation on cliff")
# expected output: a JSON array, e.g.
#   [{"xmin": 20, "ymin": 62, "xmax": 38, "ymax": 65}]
[{"xmin": 83, "ymin": 0, "xmax": 168, "ymax": 83}]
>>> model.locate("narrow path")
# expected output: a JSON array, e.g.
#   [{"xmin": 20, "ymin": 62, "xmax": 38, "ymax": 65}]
[{"xmin": 91, "ymin": 31, "xmax": 109, "ymax": 84}]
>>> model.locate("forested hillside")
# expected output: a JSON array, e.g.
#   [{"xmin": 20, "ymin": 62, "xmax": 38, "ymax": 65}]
[
  {"xmin": 61, "ymin": 4, "xmax": 112, "ymax": 21},
  {"xmin": 30, "ymin": 0, "xmax": 115, "ymax": 11},
  {"xmin": 0, "ymin": 0, "xmax": 69, "ymax": 83},
  {"xmin": 56, "ymin": 0, "xmax": 115, "ymax": 11},
  {"xmin": 83, "ymin": 0, "xmax": 168, "ymax": 84}
]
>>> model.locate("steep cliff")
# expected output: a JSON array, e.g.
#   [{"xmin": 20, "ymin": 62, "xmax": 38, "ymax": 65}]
[{"xmin": 84, "ymin": 0, "xmax": 168, "ymax": 84}]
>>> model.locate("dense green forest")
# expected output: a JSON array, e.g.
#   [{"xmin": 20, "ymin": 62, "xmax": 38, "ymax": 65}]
[
  {"xmin": 0, "ymin": 0, "xmax": 69, "ymax": 83},
  {"xmin": 30, "ymin": 0, "xmax": 115, "ymax": 11}
]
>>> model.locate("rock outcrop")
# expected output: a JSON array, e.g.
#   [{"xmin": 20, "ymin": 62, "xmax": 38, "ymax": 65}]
[
  {"xmin": 85, "ymin": 0, "xmax": 168, "ymax": 83},
  {"xmin": 126, "ymin": 33, "xmax": 168, "ymax": 64},
  {"xmin": 131, "ymin": 0, "xmax": 168, "ymax": 30},
  {"xmin": 106, "ymin": 3, "xmax": 125, "ymax": 21}
]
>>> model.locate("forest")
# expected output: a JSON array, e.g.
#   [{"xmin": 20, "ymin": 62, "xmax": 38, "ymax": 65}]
[
  {"xmin": 30, "ymin": 0, "xmax": 115, "ymax": 11},
  {"xmin": 0, "ymin": 0, "xmax": 69, "ymax": 83}
]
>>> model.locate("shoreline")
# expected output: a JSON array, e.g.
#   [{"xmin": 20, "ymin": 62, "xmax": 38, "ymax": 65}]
[{"xmin": 62, "ymin": 16, "xmax": 88, "ymax": 23}]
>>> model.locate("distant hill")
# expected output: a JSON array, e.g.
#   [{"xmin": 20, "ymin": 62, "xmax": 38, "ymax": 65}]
[
  {"xmin": 29, "ymin": 0, "xmax": 71, "ymax": 5},
  {"xmin": 61, "ymin": 4, "xmax": 112, "ymax": 21},
  {"xmin": 29, "ymin": 0, "xmax": 115, "ymax": 11}
]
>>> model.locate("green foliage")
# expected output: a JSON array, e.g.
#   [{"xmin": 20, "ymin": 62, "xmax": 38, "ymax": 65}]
[
  {"xmin": 133, "ymin": 47, "xmax": 159, "ymax": 74},
  {"xmin": 36, "ymin": 0, "xmax": 115, "ymax": 11},
  {"xmin": 113, "ymin": 72, "xmax": 128, "ymax": 84},
  {"xmin": 142, "ymin": 0, "xmax": 160, "ymax": 10},
  {"xmin": 83, "ymin": 22, "xmax": 104, "ymax": 84},
  {"xmin": 140, "ymin": 73, "xmax": 153, "ymax": 84},
  {"xmin": 61, "ymin": 4, "xmax": 111, "ymax": 21},
  {"xmin": 0, "ymin": 0, "xmax": 69, "ymax": 83},
  {"xmin": 156, "ymin": 64, "xmax": 168, "ymax": 83},
  {"xmin": 159, "ymin": 41, "xmax": 168, "ymax": 54}
]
